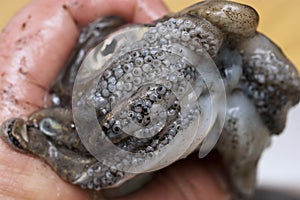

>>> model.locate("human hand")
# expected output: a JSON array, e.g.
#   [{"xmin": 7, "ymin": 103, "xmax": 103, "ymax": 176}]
[{"xmin": 0, "ymin": 0, "xmax": 231, "ymax": 199}]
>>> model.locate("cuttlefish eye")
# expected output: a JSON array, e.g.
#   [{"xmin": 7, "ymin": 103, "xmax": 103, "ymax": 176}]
[{"xmin": 0, "ymin": 118, "xmax": 28, "ymax": 152}]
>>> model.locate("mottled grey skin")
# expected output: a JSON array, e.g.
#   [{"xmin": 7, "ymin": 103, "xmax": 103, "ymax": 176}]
[{"xmin": 1, "ymin": 1, "xmax": 299, "ymax": 199}]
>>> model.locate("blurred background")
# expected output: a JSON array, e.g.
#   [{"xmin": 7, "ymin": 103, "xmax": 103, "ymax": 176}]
[{"xmin": 1, "ymin": 0, "xmax": 299, "ymax": 197}]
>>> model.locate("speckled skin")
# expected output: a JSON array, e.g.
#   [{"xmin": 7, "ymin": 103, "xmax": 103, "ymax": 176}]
[{"xmin": 1, "ymin": 1, "xmax": 299, "ymax": 199}]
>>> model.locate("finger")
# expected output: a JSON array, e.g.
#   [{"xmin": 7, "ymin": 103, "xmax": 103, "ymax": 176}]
[
  {"xmin": 116, "ymin": 153, "xmax": 232, "ymax": 200},
  {"xmin": 0, "ymin": 0, "xmax": 168, "ymax": 122},
  {"xmin": 0, "ymin": 143, "xmax": 90, "ymax": 200},
  {"xmin": 61, "ymin": 0, "xmax": 169, "ymax": 25},
  {"xmin": 0, "ymin": 0, "xmax": 168, "ymax": 199}
]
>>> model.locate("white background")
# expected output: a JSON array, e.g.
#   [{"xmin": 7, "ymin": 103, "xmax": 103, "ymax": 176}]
[{"xmin": 257, "ymin": 103, "xmax": 300, "ymax": 195}]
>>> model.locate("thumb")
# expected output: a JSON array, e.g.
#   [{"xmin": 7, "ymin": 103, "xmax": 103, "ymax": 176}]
[{"xmin": 115, "ymin": 153, "xmax": 232, "ymax": 200}]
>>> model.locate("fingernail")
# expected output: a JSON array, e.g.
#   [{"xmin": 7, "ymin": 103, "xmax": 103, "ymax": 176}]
[{"xmin": 137, "ymin": 0, "xmax": 169, "ymax": 21}]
